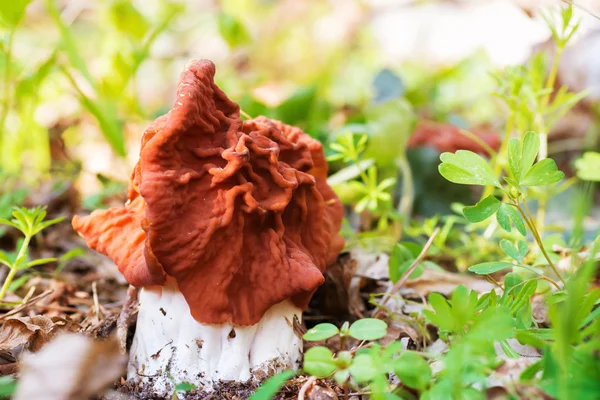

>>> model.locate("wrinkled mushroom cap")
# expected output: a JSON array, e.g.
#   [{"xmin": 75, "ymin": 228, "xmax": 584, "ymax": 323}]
[{"xmin": 73, "ymin": 60, "xmax": 344, "ymax": 326}]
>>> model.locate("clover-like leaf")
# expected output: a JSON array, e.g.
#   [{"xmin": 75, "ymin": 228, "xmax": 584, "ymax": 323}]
[
  {"xmin": 348, "ymin": 354, "xmax": 379, "ymax": 383},
  {"xmin": 303, "ymin": 347, "xmax": 337, "ymax": 377},
  {"xmin": 468, "ymin": 261, "xmax": 514, "ymax": 275},
  {"xmin": 500, "ymin": 239, "xmax": 529, "ymax": 263},
  {"xmin": 439, "ymin": 151, "xmax": 501, "ymax": 188},
  {"xmin": 394, "ymin": 352, "xmax": 431, "ymax": 392},
  {"xmin": 496, "ymin": 204, "xmax": 527, "ymax": 236},
  {"xmin": 303, "ymin": 323, "xmax": 339, "ymax": 341},
  {"xmin": 348, "ymin": 318, "xmax": 387, "ymax": 341},
  {"xmin": 520, "ymin": 158, "xmax": 564, "ymax": 186},
  {"xmin": 462, "ymin": 195, "xmax": 502, "ymax": 223},
  {"xmin": 574, "ymin": 152, "xmax": 600, "ymax": 182}
]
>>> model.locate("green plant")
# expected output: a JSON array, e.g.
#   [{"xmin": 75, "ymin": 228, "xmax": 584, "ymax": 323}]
[
  {"xmin": 486, "ymin": 4, "xmax": 586, "ymax": 232},
  {"xmin": 47, "ymin": 0, "xmax": 184, "ymax": 158},
  {"xmin": 575, "ymin": 151, "xmax": 600, "ymax": 182},
  {"xmin": 0, "ymin": 206, "xmax": 63, "ymax": 304},
  {"xmin": 303, "ymin": 318, "xmax": 394, "ymax": 399},
  {"xmin": 440, "ymin": 131, "xmax": 565, "ymax": 286},
  {"xmin": 439, "ymin": 124, "xmax": 600, "ymax": 398},
  {"xmin": 0, "ymin": 376, "xmax": 16, "ymax": 398},
  {"xmin": 248, "ymin": 370, "xmax": 297, "ymax": 400},
  {"xmin": 327, "ymin": 130, "xmax": 401, "ymax": 232}
]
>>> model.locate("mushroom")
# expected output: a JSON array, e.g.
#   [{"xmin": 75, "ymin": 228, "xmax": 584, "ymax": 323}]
[{"xmin": 72, "ymin": 60, "xmax": 344, "ymax": 397}]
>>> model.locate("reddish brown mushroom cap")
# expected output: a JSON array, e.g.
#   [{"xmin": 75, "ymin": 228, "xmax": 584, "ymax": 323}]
[
  {"xmin": 72, "ymin": 196, "xmax": 166, "ymax": 287},
  {"xmin": 73, "ymin": 60, "xmax": 344, "ymax": 326}
]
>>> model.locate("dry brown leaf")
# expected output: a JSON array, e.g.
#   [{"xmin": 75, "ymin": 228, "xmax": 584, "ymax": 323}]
[
  {"xmin": 307, "ymin": 384, "xmax": 339, "ymax": 400},
  {"xmin": 0, "ymin": 316, "xmax": 57, "ymax": 353},
  {"xmin": 400, "ymin": 269, "xmax": 495, "ymax": 298},
  {"xmin": 14, "ymin": 333, "xmax": 126, "ymax": 400}
]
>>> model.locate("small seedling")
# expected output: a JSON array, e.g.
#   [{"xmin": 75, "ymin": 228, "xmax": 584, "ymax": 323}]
[{"xmin": 0, "ymin": 206, "xmax": 63, "ymax": 304}]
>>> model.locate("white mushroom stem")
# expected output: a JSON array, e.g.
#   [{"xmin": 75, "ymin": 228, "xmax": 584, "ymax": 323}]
[{"xmin": 127, "ymin": 280, "xmax": 303, "ymax": 397}]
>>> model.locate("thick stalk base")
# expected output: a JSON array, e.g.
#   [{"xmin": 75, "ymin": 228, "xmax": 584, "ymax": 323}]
[{"xmin": 127, "ymin": 284, "xmax": 302, "ymax": 397}]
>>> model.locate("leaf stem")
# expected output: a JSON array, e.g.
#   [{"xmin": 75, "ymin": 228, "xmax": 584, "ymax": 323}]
[
  {"xmin": 535, "ymin": 47, "xmax": 563, "ymax": 234},
  {"xmin": 515, "ymin": 263, "xmax": 561, "ymax": 290},
  {"xmin": 0, "ymin": 235, "xmax": 31, "ymax": 302},
  {"xmin": 516, "ymin": 201, "xmax": 565, "ymax": 284},
  {"xmin": 0, "ymin": 268, "xmax": 17, "ymax": 303}
]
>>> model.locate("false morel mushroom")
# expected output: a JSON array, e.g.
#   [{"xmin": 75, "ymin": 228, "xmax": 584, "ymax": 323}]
[{"xmin": 73, "ymin": 60, "xmax": 344, "ymax": 396}]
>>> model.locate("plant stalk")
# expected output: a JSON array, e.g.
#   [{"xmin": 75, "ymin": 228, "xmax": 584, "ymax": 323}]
[
  {"xmin": 396, "ymin": 156, "xmax": 413, "ymax": 218},
  {"xmin": 0, "ymin": 268, "xmax": 17, "ymax": 302},
  {"xmin": 535, "ymin": 47, "xmax": 563, "ymax": 234},
  {"xmin": 0, "ymin": 235, "xmax": 32, "ymax": 302},
  {"xmin": 516, "ymin": 202, "xmax": 565, "ymax": 284}
]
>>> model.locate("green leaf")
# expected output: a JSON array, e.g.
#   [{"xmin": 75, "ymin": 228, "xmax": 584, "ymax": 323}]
[
  {"xmin": 0, "ymin": 218, "xmax": 21, "ymax": 233},
  {"xmin": 348, "ymin": 354, "xmax": 378, "ymax": 383},
  {"xmin": 303, "ymin": 347, "xmax": 337, "ymax": 377},
  {"xmin": 327, "ymin": 159, "xmax": 375, "ymax": 186},
  {"xmin": 574, "ymin": 152, "xmax": 600, "ymax": 182},
  {"xmin": 16, "ymin": 51, "xmax": 57, "ymax": 100},
  {"xmin": 0, "ymin": 251, "xmax": 12, "ymax": 268},
  {"xmin": 19, "ymin": 257, "xmax": 57, "ymax": 270},
  {"xmin": 333, "ymin": 369, "xmax": 350, "ymax": 384},
  {"xmin": 109, "ymin": 1, "xmax": 149, "ymax": 40},
  {"xmin": 174, "ymin": 382, "xmax": 196, "ymax": 392},
  {"xmin": 76, "ymin": 95, "xmax": 126, "ymax": 157},
  {"xmin": 520, "ymin": 158, "xmax": 564, "ymax": 186},
  {"xmin": 508, "ymin": 138, "xmax": 523, "ymax": 182},
  {"xmin": 8, "ymin": 273, "xmax": 30, "ymax": 292},
  {"xmin": 348, "ymin": 318, "xmax": 388, "ymax": 341},
  {"xmin": 394, "ymin": 352, "xmax": 431, "ymax": 392},
  {"xmin": 468, "ymin": 261, "xmax": 514, "ymax": 275},
  {"xmin": 439, "ymin": 150, "xmax": 500, "ymax": 188},
  {"xmin": 218, "ymin": 12, "xmax": 251, "ymax": 49},
  {"xmin": 468, "ymin": 306, "xmax": 515, "ymax": 341},
  {"xmin": 364, "ymin": 99, "xmax": 415, "ymax": 166},
  {"xmin": 0, "ymin": 376, "xmax": 16, "ymax": 397},
  {"xmin": 520, "ymin": 359, "xmax": 543, "ymax": 382},
  {"xmin": 500, "ymin": 239, "xmax": 528, "ymax": 263},
  {"xmin": 0, "ymin": 0, "xmax": 32, "ymax": 27},
  {"xmin": 32, "ymin": 217, "xmax": 64, "ymax": 235},
  {"xmin": 499, "ymin": 339, "xmax": 520, "ymax": 358},
  {"xmin": 520, "ymin": 131, "xmax": 540, "ymax": 180},
  {"xmin": 496, "ymin": 204, "xmax": 527, "ymax": 236},
  {"xmin": 274, "ymin": 86, "xmax": 317, "ymax": 126},
  {"xmin": 389, "ymin": 242, "xmax": 423, "ymax": 283},
  {"xmin": 423, "ymin": 293, "xmax": 454, "ymax": 332},
  {"xmin": 303, "ymin": 323, "xmax": 339, "ymax": 341},
  {"xmin": 249, "ymin": 370, "xmax": 296, "ymax": 400},
  {"xmin": 462, "ymin": 195, "xmax": 502, "ymax": 223},
  {"xmin": 47, "ymin": 0, "xmax": 96, "ymax": 87}
]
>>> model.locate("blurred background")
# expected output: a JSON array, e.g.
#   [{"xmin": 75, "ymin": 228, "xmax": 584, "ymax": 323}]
[{"xmin": 1, "ymin": 0, "xmax": 600, "ymax": 235}]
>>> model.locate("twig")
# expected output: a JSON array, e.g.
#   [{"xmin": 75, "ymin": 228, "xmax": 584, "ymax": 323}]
[
  {"xmin": 297, "ymin": 376, "xmax": 317, "ymax": 400},
  {"xmin": 21, "ymin": 286, "xmax": 36, "ymax": 303},
  {"xmin": 92, "ymin": 281, "xmax": 102, "ymax": 321},
  {"xmin": 0, "ymin": 289, "xmax": 54, "ymax": 320},
  {"xmin": 117, "ymin": 285, "xmax": 139, "ymax": 353},
  {"xmin": 375, "ymin": 227, "xmax": 440, "ymax": 316}
]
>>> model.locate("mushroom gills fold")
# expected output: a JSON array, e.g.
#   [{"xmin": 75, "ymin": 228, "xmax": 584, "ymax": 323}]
[{"xmin": 127, "ymin": 280, "xmax": 302, "ymax": 396}]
